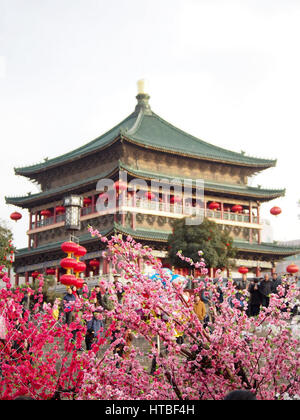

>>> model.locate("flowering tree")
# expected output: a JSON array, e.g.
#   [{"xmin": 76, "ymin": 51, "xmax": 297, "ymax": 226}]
[{"xmin": 0, "ymin": 228, "xmax": 299, "ymax": 400}]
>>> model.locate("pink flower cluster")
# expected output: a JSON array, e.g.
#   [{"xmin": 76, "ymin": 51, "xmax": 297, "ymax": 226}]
[{"xmin": 0, "ymin": 232, "xmax": 299, "ymax": 400}]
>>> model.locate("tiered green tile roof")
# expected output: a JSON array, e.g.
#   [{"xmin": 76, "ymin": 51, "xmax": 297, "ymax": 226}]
[
  {"xmin": 15, "ymin": 93, "xmax": 276, "ymax": 177},
  {"xmin": 6, "ymin": 161, "xmax": 285, "ymax": 208}
]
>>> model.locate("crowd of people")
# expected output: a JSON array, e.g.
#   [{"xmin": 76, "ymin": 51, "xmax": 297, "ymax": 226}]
[
  {"xmin": 247, "ymin": 272, "xmax": 298, "ymax": 317},
  {"xmin": 57, "ymin": 271, "xmax": 298, "ymax": 353}
]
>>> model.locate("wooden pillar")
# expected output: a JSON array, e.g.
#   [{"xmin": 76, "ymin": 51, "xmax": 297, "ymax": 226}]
[
  {"xmin": 15, "ymin": 273, "xmax": 19, "ymax": 287},
  {"xmin": 256, "ymin": 265, "xmax": 261, "ymax": 277},
  {"xmin": 220, "ymin": 202, "xmax": 224, "ymax": 220},
  {"xmin": 132, "ymin": 192, "xmax": 136, "ymax": 230},
  {"xmin": 56, "ymin": 267, "xmax": 60, "ymax": 283},
  {"xmin": 92, "ymin": 195, "xmax": 96, "ymax": 213},
  {"xmin": 25, "ymin": 272, "xmax": 29, "ymax": 285},
  {"xmin": 99, "ymin": 258, "xmax": 103, "ymax": 276}
]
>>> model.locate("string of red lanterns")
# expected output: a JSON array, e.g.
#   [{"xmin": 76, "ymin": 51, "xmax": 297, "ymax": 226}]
[{"xmin": 59, "ymin": 241, "xmax": 87, "ymax": 289}]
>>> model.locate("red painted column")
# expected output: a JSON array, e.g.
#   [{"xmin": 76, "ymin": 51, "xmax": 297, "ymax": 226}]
[
  {"xmin": 92, "ymin": 195, "xmax": 96, "ymax": 213},
  {"xmin": 15, "ymin": 273, "xmax": 19, "ymax": 287},
  {"xmin": 132, "ymin": 192, "xmax": 136, "ymax": 230}
]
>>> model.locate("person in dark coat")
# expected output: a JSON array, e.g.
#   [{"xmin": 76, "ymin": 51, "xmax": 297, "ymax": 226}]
[
  {"xmin": 248, "ymin": 278, "xmax": 262, "ymax": 316},
  {"xmin": 63, "ymin": 287, "xmax": 76, "ymax": 324},
  {"xmin": 271, "ymin": 272, "xmax": 282, "ymax": 294},
  {"xmin": 259, "ymin": 274, "xmax": 273, "ymax": 308},
  {"xmin": 85, "ymin": 311, "xmax": 104, "ymax": 351},
  {"xmin": 224, "ymin": 390, "xmax": 257, "ymax": 400}
]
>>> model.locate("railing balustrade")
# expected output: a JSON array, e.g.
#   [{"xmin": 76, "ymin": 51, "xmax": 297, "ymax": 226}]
[{"xmin": 30, "ymin": 199, "xmax": 259, "ymax": 230}]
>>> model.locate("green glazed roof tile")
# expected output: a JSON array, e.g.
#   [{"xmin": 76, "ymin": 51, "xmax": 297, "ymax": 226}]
[{"xmin": 15, "ymin": 104, "xmax": 276, "ymax": 176}]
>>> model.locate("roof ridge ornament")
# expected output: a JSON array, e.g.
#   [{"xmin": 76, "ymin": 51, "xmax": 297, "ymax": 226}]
[{"xmin": 134, "ymin": 79, "xmax": 152, "ymax": 115}]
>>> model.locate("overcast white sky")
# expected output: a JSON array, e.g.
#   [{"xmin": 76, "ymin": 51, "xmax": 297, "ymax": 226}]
[{"xmin": 1, "ymin": 0, "xmax": 300, "ymax": 248}]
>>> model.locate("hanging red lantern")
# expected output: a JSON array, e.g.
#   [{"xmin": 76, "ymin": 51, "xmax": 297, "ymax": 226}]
[
  {"xmin": 60, "ymin": 274, "xmax": 77, "ymax": 287},
  {"xmin": 232, "ymin": 205, "xmax": 243, "ymax": 213},
  {"xmin": 286, "ymin": 263, "xmax": 299, "ymax": 274},
  {"xmin": 74, "ymin": 245, "xmax": 87, "ymax": 258},
  {"xmin": 208, "ymin": 202, "xmax": 220, "ymax": 211},
  {"xmin": 60, "ymin": 257, "xmax": 78, "ymax": 270},
  {"xmin": 72, "ymin": 278, "xmax": 84, "ymax": 289},
  {"xmin": 89, "ymin": 259, "xmax": 100, "ymax": 268},
  {"xmin": 56, "ymin": 206, "xmax": 65, "ymax": 215},
  {"xmin": 10, "ymin": 212, "xmax": 22, "ymax": 222},
  {"xmin": 73, "ymin": 261, "xmax": 87, "ymax": 274},
  {"xmin": 61, "ymin": 241, "xmax": 79, "ymax": 255},
  {"xmin": 238, "ymin": 266, "xmax": 249, "ymax": 275},
  {"xmin": 170, "ymin": 195, "xmax": 182, "ymax": 204},
  {"xmin": 144, "ymin": 191, "xmax": 156, "ymax": 200},
  {"xmin": 114, "ymin": 180, "xmax": 127, "ymax": 193},
  {"xmin": 270, "ymin": 206, "xmax": 282, "ymax": 216},
  {"xmin": 83, "ymin": 197, "xmax": 92, "ymax": 207},
  {"xmin": 41, "ymin": 210, "xmax": 52, "ymax": 218},
  {"xmin": 31, "ymin": 271, "xmax": 40, "ymax": 279},
  {"xmin": 46, "ymin": 268, "xmax": 56, "ymax": 275}
]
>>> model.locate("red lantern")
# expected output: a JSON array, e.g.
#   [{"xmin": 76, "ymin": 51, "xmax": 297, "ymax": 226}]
[
  {"xmin": 232, "ymin": 205, "xmax": 243, "ymax": 213},
  {"xmin": 41, "ymin": 210, "xmax": 52, "ymax": 218},
  {"xmin": 31, "ymin": 271, "xmax": 40, "ymax": 279},
  {"xmin": 74, "ymin": 245, "xmax": 87, "ymax": 258},
  {"xmin": 46, "ymin": 268, "xmax": 56, "ymax": 275},
  {"xmin": 60, "ymin": 258, "xmax": 78, "ymax": 270},
  {"xmin": 89, "ymin": 259, "xmax": 100, "ymax": 268},
  {"xmin": 83, "ymin": 197, "xmax": 92, "ymax": 207},
  {"xmin": 170, "ymin": 195, "xmax": 182, "ymax": 204},
  {"xmin": 73, "ymin": 261, "xmax": 87, "ymax": 274},
  {"xmin": 208, "ymin": 202, "xmax": 220, "ymax": 211},
  {"xmin": 56, "ymin": 206, "xmax": 65, "ymax": 215},
  {"xmin": 270, "ymin": 206, "xmax": 282, "ymax": 216},
  {"xmin": 238, "ymin": 267, "xmax": 249, "ymax": 275},
  {"xmin": 72, "ymin": 278, "xmax": 84, "ymax": 289},
  {"xmin": 61, "ymin": 241, "xmax": 79, "ymax": 255},
  {"xmin": 10, "ymin": 212, "xmax": 22, "ymax": 222},
  {"xmin": 114, "ymin": 180, "xmax": 127, "ymax": 193},
  {"xmin": 144, "ymin": 191, "xmax": 156, "ymax": 200},
  {"xmin": 60, "ymin": 274, "xmax": 77, "ymax": 287},
  {"xmin": 286, "ymin": 264, "xmax": 299, "ymax": 274}
]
